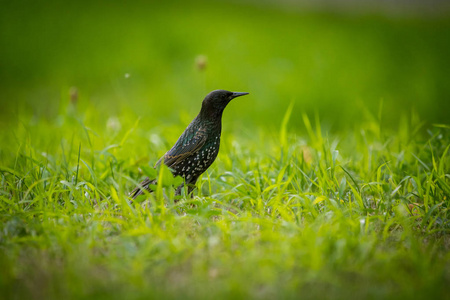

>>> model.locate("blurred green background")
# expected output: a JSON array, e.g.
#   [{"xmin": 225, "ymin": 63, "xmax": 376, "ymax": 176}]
[
  {"xmin": 1, "ymin": 1, "xmax": 450, "ymax": 299},
  {"xmin": 1, "ymin": 0, "xmax": 449, "ymax": 133}
]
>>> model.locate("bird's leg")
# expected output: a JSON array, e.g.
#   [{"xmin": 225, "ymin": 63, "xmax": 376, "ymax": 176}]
[
  {"xmin": 186, "ymin": 176, "xmax": 200, "ymax": 198},
  {"xmin": 187, "ymin": 183, "xmax": 196, "ymax": 197},
  {"xmin": 175, "ymin": 184, "xmax": 184, "ymax": 197},
  {"xmin": 174, "ymin": 182, "xmax": 197, "ymax": 198}
]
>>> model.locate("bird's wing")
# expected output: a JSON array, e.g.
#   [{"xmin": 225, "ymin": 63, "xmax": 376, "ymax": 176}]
[{"xmin": 156, "ymin": 126, "xmax": 207, "ymax": 168}]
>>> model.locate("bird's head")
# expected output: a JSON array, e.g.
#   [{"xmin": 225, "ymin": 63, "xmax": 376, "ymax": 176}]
[{"xmin": 200, "ymin": 90, "xmax": 249, "ymax": 118}]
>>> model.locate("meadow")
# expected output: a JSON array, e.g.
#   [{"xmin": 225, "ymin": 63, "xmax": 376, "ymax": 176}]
[{"xmin": 0, "ymin": 1, "xmax": 449, "ymax": 299}]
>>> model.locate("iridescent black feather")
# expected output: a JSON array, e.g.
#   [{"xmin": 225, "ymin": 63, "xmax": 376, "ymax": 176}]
[{"xmin": 130, "ymin": 89, "xmax": 248, "ymax": 199}]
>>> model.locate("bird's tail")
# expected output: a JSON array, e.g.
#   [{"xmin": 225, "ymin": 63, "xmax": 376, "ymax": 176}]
[{"xmin": 130, "ymin": 177, "xmax": 157, "ymax": 199}]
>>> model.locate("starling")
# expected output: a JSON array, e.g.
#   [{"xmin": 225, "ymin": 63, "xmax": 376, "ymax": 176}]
[{"xmin": 130, "ymin": 89, "xmax": 249, "ymax": 199}]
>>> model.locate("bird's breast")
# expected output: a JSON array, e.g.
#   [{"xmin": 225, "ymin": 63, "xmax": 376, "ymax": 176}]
[{"xmin": 201, "ymin": 134, "xmax": 221, "ymax": 163}]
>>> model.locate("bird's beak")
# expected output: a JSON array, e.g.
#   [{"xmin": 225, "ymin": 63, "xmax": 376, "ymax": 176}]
[{"xmin": 231, "ymin": 92, "xmax": 249, "ymax": 99}]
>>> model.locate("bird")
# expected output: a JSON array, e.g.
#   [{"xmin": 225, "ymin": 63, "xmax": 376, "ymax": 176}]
[{"xmin": 130, "ymin": 89, "xmax": 249, "ymax": 199}]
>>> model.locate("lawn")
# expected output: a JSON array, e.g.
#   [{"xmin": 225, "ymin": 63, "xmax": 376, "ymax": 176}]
[{"xmin": 0, "ymin": 1, "xmax": 449, "ymax": 299}]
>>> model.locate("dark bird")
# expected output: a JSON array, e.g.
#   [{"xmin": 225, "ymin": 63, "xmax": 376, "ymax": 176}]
[{"xmin": 130, "ymin": 89, "xmax": 249, "ymax": 199}]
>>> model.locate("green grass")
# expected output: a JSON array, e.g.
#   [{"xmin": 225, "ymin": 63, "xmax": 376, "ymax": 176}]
[
  {"xmin": 1, "ymin": 1, "xmax": 450, "ymax": 299},
  {"xmin": 1, "ymin": 101, "xmax": 449, "ymax": 299}
]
